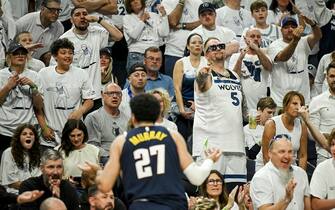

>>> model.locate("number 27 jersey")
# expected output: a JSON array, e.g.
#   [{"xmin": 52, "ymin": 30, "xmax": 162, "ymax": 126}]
[{"xmin": 120, "ymin": 126, "xmax": 187, "ymax": 209}]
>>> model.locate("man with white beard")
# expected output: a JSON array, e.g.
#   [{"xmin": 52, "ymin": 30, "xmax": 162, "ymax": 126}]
[{"xmin": 250, "ymin": 136, "xmax": 311, "ymax": 210}]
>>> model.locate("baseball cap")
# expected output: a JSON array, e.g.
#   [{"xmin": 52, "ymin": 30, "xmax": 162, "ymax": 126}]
[
  {"xmin": 198, "ymin": 2, "xmax": 216, "ymax": 16},
  {"xmin": 281, "ymin": 16, "xmax": 298, "ymax": 27},
  {"xmin": 7, "ymin": 42, "xmax": 28, "ymax": 54},
  {"xmin": 128, "ymin": 63, "xmax": 147, "ymax": 77},
  {"xmin": 100, "ymin": 47, "xmax": 112, "ymax": 57}
]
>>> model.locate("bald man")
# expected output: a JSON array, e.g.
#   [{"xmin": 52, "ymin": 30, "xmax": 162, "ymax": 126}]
[
  {"xmin": 85, "ymin": 83, "xmax": 129, "ymax": 165},
  {"xmin": 40, "ymin": 197, "xmax": 67, "ymax": 210},
  {"xmin": 228, "ymin": 28, "xmax": 272, "ymax": 110},
  {"xmin": 250, "ymin": 136, "xmax": 311, "ymax": 210}
]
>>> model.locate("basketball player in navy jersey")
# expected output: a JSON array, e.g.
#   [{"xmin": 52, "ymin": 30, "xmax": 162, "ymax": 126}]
[{"xmin": 94, "ymin": 93, "xmax": 221, "ymax": 210}]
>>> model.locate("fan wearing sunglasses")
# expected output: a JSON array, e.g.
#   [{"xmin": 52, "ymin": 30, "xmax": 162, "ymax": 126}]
[{"xmin": 193, "ymin": 37, "xmax": 248, "ymax": 192}]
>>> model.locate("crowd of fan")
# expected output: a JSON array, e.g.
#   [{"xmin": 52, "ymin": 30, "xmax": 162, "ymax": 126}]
[{"xmin": 0, "ymin": 0, "xmax": 335, "ymax": 209}]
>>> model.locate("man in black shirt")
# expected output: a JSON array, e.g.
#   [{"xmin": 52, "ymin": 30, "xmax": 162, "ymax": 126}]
[{"xmin": 19, "ymin": 149, "xmax": 80, "ymax": 210}]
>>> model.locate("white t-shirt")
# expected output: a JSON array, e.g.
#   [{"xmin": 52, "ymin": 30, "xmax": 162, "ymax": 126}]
[
  {"xmin": 240, "ymin": 24, "xmax": 282, "ymax": 49},
  {"xmin": 27, "ymin": 58, "xmax": 45, "ymax": 72},
  {"xmin": 58, "ymin": 27, "xmax": 109, "ymax": 100},
  {"xmin": 58, "ymin": 144, "xmax": 100, "ymax": 178},
  {"xmin": 315, "ymin": 52, "xmax": 332, "ymax": 94},
  {"xmin": 16, "ymin": 12, "xmax": 64, "ymax": 59},
  {"xmin": 190, "ymin": 25, "xmax": 237, "ymax": 45},
  {"xmin": 38, "ymin": 65, "xmax": 96, "ymax": 147},
  {"xmin": 162, "ymin": 0, "xmax": 203, "ymax": 57},
  {"xmin": 250, "ymin": 161, "xmax": 310, "ymax": 210},
  {"xmin": 310, "ymin": 158, "xmax": 335, "ymax": 209},
  {"xmin": 109, "ymin": 0, "xmax": 128, "ymax": 29},
  {"xmin": 215, "ymin": 6, "xmax": 253, "ymax": 40},
  {"xmin": 0, "ymin": 68, "xmax": 43, "ymax": 137},
  {"xmin": 156, "ymin": 118, "xmax": 178, "ymax": 131},
  {"xmin": 123, "ymin": 12, "xmax": 169, "ymax": 53},
  {"xmin": 229, "ymin": 52, "xmax": 270, "ymax": 110},
  {"xmin": 0, "ymin": 147, "xmax": 41, "ymax": 194},
  {"xmin": 267, "ymin": 37, "xmax": 312, "ymax": 107},
  {"xmin": 309, "ymin": 90, "xmax": 335, "ymax": 163}
]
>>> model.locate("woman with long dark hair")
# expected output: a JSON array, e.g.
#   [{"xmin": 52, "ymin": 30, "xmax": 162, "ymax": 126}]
[
  {"xmin": 200, "ymin": 170, "xmax": 245, "ymax": 210},
  {"xmin": 58, "ymin": 119, "xmax": 99, "ymax": 180},
  {"xmin": 268, "ymin": 0, "xmax": 297, "ymax": 25},
  {"xmin": 0, "ymin": 124, "xmax": 41, "ymax": 194},
  {"xmin": 172, "ymin": 33, "xmax": 207, "ymax": 139}
]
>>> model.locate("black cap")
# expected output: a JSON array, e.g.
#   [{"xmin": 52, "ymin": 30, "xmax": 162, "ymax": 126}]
[
  {"xmin": 198, "ymin": 2, "xmax": 216, "ymax": 16},
  {"xmin": 128, "ymin": 63, "xmax": 147, "ymax": 77},
  {"xmin": 7, "ymin": 42, "xmax": 28, "ymax": 54},
  {"xmin": 281, "ymin": 16, "xmax": 298, "ymax": 27},
  {"xmin": 100, "ymin": 47, "xmax": 112, "ymax": 57}
]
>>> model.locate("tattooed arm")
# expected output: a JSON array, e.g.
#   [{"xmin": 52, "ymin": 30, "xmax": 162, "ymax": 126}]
[{"xmin": 196, "ymin": 67, "xmax": 212, "ymax": 92}]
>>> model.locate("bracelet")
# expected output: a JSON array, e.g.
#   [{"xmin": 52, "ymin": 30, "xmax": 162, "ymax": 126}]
[
  {"xmin": 42, "ymin": 125, "xmax": 49, "ymax": 133},
  {"xmin": 31, "ymin": 84, "xmax": 38, "ymax": 94},
  {"xmin": 97, "ymin": 16, "xmax": 103, "ymax": 24}
]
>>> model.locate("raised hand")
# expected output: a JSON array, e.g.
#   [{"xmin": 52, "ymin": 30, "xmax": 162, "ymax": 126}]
[
  {"xmin": 292, "ymin": 25, "xmax": 304, "ymax": 42},
  {"xmin": 85, "ymin": 15, "xmax": 99, "ymax": 23},
  {"xmin": 204, "ymin": 148, "xmax": 222, "ymax": 162},
  {"xmin": 298, "ymin": 106, "xmax": 309, "ymax": 122},
  {"xmin": 6, "ymin": 73, "xmax": 20, "ymax": 90},
  {"xmin": 285, "ymin": 178, "xmax": 297, "ymax": 204},
  {"xmin": 18, "ymin": 76, "xmax": 34, "ymax": 87},
  {"xmin": 25, "ymin": 43, "xmax": 44, "ymax": 52},
  {"xmin": 17, "ymin": 190, "xmax": 44, "ymax": 204},
  {"xmin": 157, "ymin": 4, "xmax": 166, "ymax": 16},
  {"xmin": 140, "ymin": 11, "xmax": 150, "ymax": 22}
]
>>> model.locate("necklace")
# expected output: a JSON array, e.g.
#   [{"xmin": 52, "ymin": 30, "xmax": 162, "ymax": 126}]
[
  {"xmin": 73, "ymin": 28, "xmax": 88, "ymax": 40},
  {"xmin": 55, "ymin": 66, "xmax": 68, "ymax": 74},
  {"xmin": 214, "ymin": 69, "xmax": 230, "ymax": 79}
]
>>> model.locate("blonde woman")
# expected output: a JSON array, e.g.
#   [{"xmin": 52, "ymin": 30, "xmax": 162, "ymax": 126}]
[{"xmin": 150, "ymin": 88, "xmax": 177, "ymax": 130}]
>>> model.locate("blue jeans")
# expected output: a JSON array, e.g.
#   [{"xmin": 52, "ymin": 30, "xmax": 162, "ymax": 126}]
[
  {"xmin": 126, "ymin": 52, "xmax": 144, "ymax": 72},
  {"xmin": 164, "ymin": 55, "xmax": 181, "ymax": 77}
]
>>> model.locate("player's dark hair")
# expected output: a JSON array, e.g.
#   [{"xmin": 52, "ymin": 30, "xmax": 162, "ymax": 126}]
[{"xmin": 130, "ymin": 93, "xmax": 160, "ymax": 123}]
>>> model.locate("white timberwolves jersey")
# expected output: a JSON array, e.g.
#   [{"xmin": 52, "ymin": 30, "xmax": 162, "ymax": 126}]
[{"xmin": 193, "ymin": 70, "xmax": 245, "ymax": 156}]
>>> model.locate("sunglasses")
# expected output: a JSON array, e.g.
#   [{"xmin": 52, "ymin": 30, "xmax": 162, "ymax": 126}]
[
  {"xmin": 269, "ymin": 134, "xmax": 291, "ymax": 148},
  {"xmin": 206, "ymin": 43, "xmax": 225, "ymax": 53}
]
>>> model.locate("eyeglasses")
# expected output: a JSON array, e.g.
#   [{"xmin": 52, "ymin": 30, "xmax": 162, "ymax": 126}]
[
  {"xmin": 206, "ymin": 43, "xmax": 225, "ymax": 53},
  {"xmin": 269, "ymin": 134, "xmax": 292, "ymax": 148},
  {"xmin": 44, "ymin": 5, "xmax": 62, "ymax": 14},
  {"xmin": 145, "ymin": 56, "xmax": 161, "ymax": 62},
  {"xmin": 104, "ymin": 91, "xmax": 122, "ymax": 97},
  {"xmin": 207, "ymin": 179, "xmax": 223, "ymax": 185}
]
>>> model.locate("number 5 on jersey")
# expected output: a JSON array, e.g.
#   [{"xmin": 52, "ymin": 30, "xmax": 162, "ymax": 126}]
[{"xmin": 134, "ymin": 145, "xmax": 165, "ymax": 179}]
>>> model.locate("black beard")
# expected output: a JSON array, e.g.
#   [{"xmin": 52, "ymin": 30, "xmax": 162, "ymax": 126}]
[{"xmin": 75, "ymin": 25, "xmax": 88, "ymax": 31}]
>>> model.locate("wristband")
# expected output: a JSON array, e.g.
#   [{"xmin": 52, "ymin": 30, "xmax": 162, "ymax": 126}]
[
  {"xmin": 182, "ymin": 23, "xmax": 187, "ymax": 30},
  {"xmin": 97, "ymin": 16, "xmax": 103, "ymax": 24},
  {"xmin": 31, "ymin": 84, "xmax": 38, "ymax": 94}
]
